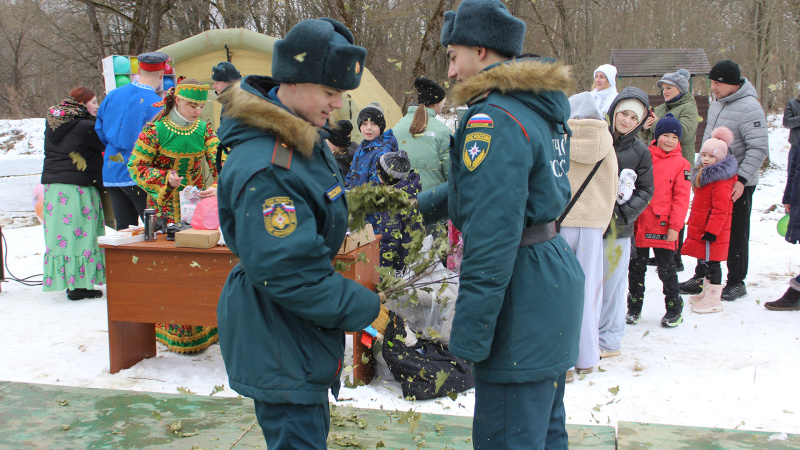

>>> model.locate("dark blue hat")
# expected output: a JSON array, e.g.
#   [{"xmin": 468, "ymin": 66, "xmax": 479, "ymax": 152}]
[
  {"xmin": 272, "ymin": 18, "xmax": 366, "ymax": 91},
  {"xmin": 440, "ymin": 0, "xmax": 526, "ymax": 57},
  {"xmin": 212, "ymin": 62, "xmax": 241, "ymax": 82},
  {"xmin": 654, "ymin": 113, "xmax": 682, "ymax": 142}
]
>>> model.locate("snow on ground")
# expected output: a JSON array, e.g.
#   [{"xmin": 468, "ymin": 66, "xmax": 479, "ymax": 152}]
[{"xmin": 1, "ymin": 116, "xmax": 799, "ymax": 436}]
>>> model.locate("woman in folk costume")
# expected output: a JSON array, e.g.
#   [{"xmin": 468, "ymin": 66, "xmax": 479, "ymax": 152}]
[
  {"xmin": 127, "ymin": 77, "xmax": 220, "ymax": 353},
  {"xmin": 128, "ymin": 77, "xmax": 219, "ymax": 225}
]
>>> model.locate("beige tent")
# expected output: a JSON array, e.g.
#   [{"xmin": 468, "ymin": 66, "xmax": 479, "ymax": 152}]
[{"xmin": 158, "ymin": 28, "xmax": 401, "ymax": 136}]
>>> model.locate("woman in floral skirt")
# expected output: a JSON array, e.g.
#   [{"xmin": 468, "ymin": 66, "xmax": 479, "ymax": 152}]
[{"xmin": 41, "ymin": 87, "xmax": 106, "ymax": 300}]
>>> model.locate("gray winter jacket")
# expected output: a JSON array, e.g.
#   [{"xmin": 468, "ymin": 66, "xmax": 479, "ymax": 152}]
[
  {"xmin": 783, "ymin": 97, "xmax": 800, "ymax": 148},
  {"xmin": 703, "ymin": 78, "xmax": 769, "ymax": 186}
]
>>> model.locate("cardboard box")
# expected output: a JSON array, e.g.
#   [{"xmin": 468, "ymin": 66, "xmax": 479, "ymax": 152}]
[
  {"xmin": 339, "ymin": 224, "xmax": 376, "ymax": 254},
  {"xmin": 175, "ymin": 228, "xmax": 220, "ymax": 249}
]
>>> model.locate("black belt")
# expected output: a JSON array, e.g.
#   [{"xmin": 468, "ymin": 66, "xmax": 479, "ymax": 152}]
[{"xmin": 519, "ymin": 222, "xmax": 557, "ymax": 247}]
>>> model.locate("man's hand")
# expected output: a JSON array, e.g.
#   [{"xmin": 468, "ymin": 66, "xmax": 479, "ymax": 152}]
[
  {"xmin": 731, "ymin": 181, "xmax": 745, "ymax": 202},
  {"xmin": 168, "ymin": 170, "xmax": 183, "ymax": 187},
  {"xmin": 378, "ymin": 292, "xmax": 387, "ymax": 304},
  {"xmin": 666, "ymin": 229, "xmax": 679, "ymax": 241},
  {"xmin": 785, "ymin": 203, "xmax": 791, "ymax": 213}
]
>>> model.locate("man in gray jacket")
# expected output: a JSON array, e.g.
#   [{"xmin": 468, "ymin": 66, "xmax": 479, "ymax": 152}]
[{"xmin": 680, "ymin": 60, "xmax": 768, "ymax": 300}]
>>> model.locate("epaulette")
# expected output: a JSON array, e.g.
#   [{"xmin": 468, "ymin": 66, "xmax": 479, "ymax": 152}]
[
  {"xmin": 271, "ymin": 141, "xmax": 293, "ymax": 169},
  {"xmin": 467, "ymin": 91, "xmax": 492, "ymax": 106}
]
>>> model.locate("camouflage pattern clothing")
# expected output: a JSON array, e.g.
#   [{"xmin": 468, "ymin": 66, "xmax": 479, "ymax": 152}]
[{"xmin": 376, "ymin": 169, "xmax": 424, "ymax": 272}]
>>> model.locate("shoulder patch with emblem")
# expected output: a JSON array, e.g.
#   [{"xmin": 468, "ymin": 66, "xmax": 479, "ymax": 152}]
[
  {"xmin": 684, "ymin": 170, "xmax": 690, "ymax": 180},
  {"xmin": 463, "ymin": 132, "xmax": 491, "ymax": 171},
  {"xmin": 753, "ymin": 121, "xmax": 761, "ymax": 127},
  {"xmin": 263, "ymin": 197, "xmax": 297, "ymax": 237},
  {"xmin": 467, "ymin": 113, "xmax": 494, "ymax": 129}
]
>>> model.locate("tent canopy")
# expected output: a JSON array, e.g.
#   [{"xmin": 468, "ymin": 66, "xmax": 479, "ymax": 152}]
[{"xmin": 158, "ymin": 28, "xmax": 401, "ymax": 135}]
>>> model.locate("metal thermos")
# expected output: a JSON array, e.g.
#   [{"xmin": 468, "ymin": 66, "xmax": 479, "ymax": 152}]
[{"xmin": 144, "ymin": 209, "xmax": 156, "ymax": 241}]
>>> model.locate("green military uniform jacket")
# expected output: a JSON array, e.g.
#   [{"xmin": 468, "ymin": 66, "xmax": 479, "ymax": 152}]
[
  {"xmin": 392, "ymin": 106, "xmax": 453, "ymax": 190},
  {"xmin": 640, "ymin": 92, "xmax": 699, "ymax": 164},
  {"xmin": 215, "ymin": 76, "xmax": 380, "ymax": 405},
  {"xmin": 418, "ymin": 58, "xmax": 584, "ymax": 384}
]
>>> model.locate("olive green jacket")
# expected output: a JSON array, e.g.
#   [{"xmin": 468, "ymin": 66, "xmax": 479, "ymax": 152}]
[{"xmin": 640, "ymin": 93, "xmax": 699, "ymax": 164}]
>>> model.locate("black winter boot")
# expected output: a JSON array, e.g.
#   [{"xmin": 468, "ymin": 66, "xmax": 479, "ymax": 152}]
[
  {"xmin": 626, "ymin": 293, "xmax": 643, "ymax": 325},
  {"xmin": 721, "ymin": 282, "xmax": 747, "ymax": 301},
  {"xmin": 67, "ymin": 288, "xmax": 103, "ymax": 301},
  {"xmin": 661, "ymin": 296, "xmax": 684, "ymax": 327},
  {"xmin": 679, "ymin": 277, "xmax": 703, "ymax": 295},
  {"xmin": 765, "ymin": 284, "xmax": 800, "ymax": 311}
]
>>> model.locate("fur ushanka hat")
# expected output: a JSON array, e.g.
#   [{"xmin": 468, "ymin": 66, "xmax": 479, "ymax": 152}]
[
  {"xmin": 272, "ymin": 18, "xmax": 366, "ymax": 91},
  {"xmin": 440, "ymin": 0, "xmax": 526, "ymax": 57}
]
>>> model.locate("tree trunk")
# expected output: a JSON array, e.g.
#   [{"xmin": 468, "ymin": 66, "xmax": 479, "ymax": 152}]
[
  {"xmin": 85, "ymin": 2, "xmax": 106, "ymax": 60},
  {"xmin": 402, "ymin": 0, "xmax": 456, "ymax": 113}
]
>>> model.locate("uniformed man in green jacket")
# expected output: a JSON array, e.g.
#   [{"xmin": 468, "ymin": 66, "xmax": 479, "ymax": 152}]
[
  {"xmin": 215, "ymin": 18, "xmax": 380, "ymax": 449},
  {"xmin": 417, "ymin": 0, "xmax": 584, "ymax": 447}
]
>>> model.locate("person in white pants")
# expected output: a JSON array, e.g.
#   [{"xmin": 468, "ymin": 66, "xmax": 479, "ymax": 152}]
[{"xmin": 560, "ymin": 92, "xmax": 619, "ymax": 373}]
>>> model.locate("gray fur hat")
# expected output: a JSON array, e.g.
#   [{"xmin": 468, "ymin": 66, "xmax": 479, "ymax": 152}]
[
  {"xmin": 569, "ymin": 92, "xmax": 603, "ymax": 120},
  {"xmin": 440, "ymin": 0, "xmax": 526, "ymax": 57},
  {"xmin": 272, "ymin": 18, "xmax": 366, "ymax": 91},
  {"xmin": 212, "ymin": 62, "xmax": 241, "ymax": 83},
  {"xmin": 656, "ymin": 69, "xmax": 691, "ymax": 95}
]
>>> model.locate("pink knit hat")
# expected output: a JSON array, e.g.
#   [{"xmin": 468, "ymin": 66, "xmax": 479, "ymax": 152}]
[{"xmin": 700, "ymin": 127, "xmax": 734, "ymax": 159}]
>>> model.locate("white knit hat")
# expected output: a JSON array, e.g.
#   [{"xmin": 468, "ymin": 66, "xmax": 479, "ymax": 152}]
[{"xmin": 594, "ymin": 64, "xmax": 617, "ymax": 88}]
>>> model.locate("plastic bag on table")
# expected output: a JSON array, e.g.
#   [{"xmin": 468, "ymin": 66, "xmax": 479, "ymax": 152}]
[
  {"xmin": 192, "ymin": 196, "xmax": 219, "ymax": 230},
  {"xmin": 179, "ymin": 185, "xmax": 201, "ymax": 224}
]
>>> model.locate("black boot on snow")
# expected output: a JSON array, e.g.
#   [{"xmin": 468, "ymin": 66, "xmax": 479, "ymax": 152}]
[
  {"xmin": 661, "ymin": 296, "xmax": 684, "ymax": 327},
  {"xmin": 626, "ymin": 293, "xmax": 643, "ymax": 325},
  {"xmin": 765, "ymin": 285, "xmax": 800, "ymax": 311},
  {"xmin": 679, "ymin": 277, "xmax": 703, "ymax": 295},
  {"xmin": 67, "ymin": 288, "xmax": 103, "ymax": 301}
]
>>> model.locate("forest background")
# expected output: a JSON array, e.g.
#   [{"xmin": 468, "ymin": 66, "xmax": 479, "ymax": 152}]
[{"xmin": 1, "ymin": 0, "xmax": 798, "ymax": 119}]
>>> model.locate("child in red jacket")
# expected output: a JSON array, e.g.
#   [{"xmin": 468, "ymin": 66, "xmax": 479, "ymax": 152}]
[
  {"xmin": 681, "ymin": 127, "xmax": 738, "ymax": 313},
  {"xmin": 627, "ymin": 113, "xmax": 691, "ymax": 327}
]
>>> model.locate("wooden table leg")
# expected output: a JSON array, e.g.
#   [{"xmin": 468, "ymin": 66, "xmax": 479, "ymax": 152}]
[
  {"xmin": 351, "ymin": 331, "xmax": 374, "ymax": 385},
  {"xmin": 108, "ymin": 320, "xmax": 156, "ymax": 374}
]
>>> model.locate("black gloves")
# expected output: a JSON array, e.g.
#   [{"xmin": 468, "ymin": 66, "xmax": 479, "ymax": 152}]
[{"xmin": 702, "ymin": 232, "xmax": 717, "ymax": 242}]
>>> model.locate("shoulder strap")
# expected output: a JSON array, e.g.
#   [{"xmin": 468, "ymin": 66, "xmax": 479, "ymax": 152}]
[
  {"xmin": 271, "ymin": 141, "xmax": 293, "ymax": 169},
  {"xmin": 557, "ymin": 157, "xmax": 605, "ymax": 225}
]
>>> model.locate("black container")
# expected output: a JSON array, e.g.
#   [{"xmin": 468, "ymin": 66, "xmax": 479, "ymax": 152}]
[{"xmin": 144, "ymin": 209, "xmax": 156, "ymax": 241}]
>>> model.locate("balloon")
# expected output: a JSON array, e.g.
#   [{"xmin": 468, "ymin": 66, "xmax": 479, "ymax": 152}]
[
  {"xmin": 163, "ymin": 77, "xmax": 175, "ymax": 90},
  {"xmin": 778, "ymin": 213, "xmax": 790, "ymax": 237},
  {"xmin": 113, "ymin": 55, "xmax": 131, "ymax": 74},
  {"xmin": 32, "ymin": 183, "xmax": 44, "ymax": 224},
  {"xmin": 164, "ymin": 63, "xmax": 173, "ymax": 75},
  {"xmin": 115, "ymin": 74, "xmax": 131, "ymax": 87},
  {"xmin": 130, "ymin": 57, "xmax": 139, "ymax": 73}
]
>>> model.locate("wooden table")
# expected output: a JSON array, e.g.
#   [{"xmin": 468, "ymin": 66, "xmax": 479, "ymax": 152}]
[{"xmin": 101, "ymin": 235, "xmax": 379, "ymax": 384}]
